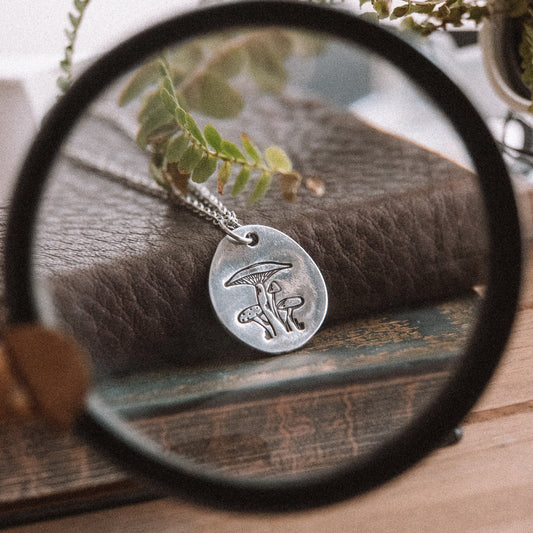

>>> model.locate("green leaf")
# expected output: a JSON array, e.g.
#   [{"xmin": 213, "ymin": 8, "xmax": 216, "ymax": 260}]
[
  {"xmin": 411, "ymin": 3, "xmax": 434, "ymax": 14},
  {"xmin": 240, "ymin": 133, "xmax": 261, "ymax": 164},
  {"xmin": 136, "ymin": 92, "xmax": 176, "ymax": 148},
  {"xmin": 138, "ymin": 91, "xmax": 168, "ymax": 123},
  {"xmin": 245, "ymin": 40, "xmax": 288, "ymax": 94},
  {"xmin": 288, "ymin": 30, "xmax": 326, "ymax": 58},
  {"xmin": 209, "ymin": 46, "xmax": 246, "ymax": 79},
  {"xmin": 145, "ymin": 122, "xmax": 180, "ymax": 146},
  {"xmin": 64, "ymin": 29, "xmax": 75, "ymax": 44},
  {"xmin": 391, "ymin": 4, "xmax": 409, "ymax": 19},
  {"xmin": 263, "ymin": 30, "xmax": 293, "ymax": 60},
  {"xmin": 520, "ymin": 24, "xmax": 533, "ymax": 91},
  {"xmin": 400, "ymin": 16, "xmax": 422, "ymax": 33},
  {"xmin": 182, "ymin": 72, "xmax": 243, "ymax": 119},
  {"xmin": 175, "ymin": 107, "xmax": 187, "ymax": 128},
  {"xmin": 204, "ymin": 124, "xmax": 222, "ymax": 151},
  {"xmin": 437, "ymin": 4, "xmax": 451, "ymax": 19},
  {"xmin": 168, "ymin": 41, "xmax": 204, "ymax": 72},
  {"xmin": 468, "ymin": 5, "xmax": 487, "ymax": 23},
  {"xmin": 64, "ymin": 46, "xmax": 73, "ymax": 63},
  {"xmin": 165, "ymin": 134, "xmax": 189, "ymax": 163},
  {"xmin": 160, "ymin": 88, "xmax": 179, "ymax": 117},
  {"xmin": 248, "ymin": 172, "xmax": 272, "ymax": 204},
  {"xmin": 68, "ymin": 12, "xmax": 81, "ymax": 28},
  {"xmin": 232, "ymin": 167, "xmax": 252, "ymax": 196},
  {"xmin": 360, "ymin": 11, "xmax": 380, "ymax": 24},
  {"xmin": 158, "ymin": 58, "xmax": 172, "ymax": 81},
  {"xmin": 162, "ymin": 75, "xmax": 175, "ymax": 98},
  {"xmin": 449, "ymin": 5, "xmax": 467, "ymax": 23},
  {"xmin": 178, "ymin": 144, "xmax": 204, "ymax": 173},
  {"xmin": 372, "ymin": 0, "xmax": 392, "ymax": 18},
  {"xmin": 74, "ymin": 0, "xmax": 88, "ymax": 11},
  {"xmin": 192, "ymin": 155, "xmax": 218, "ymax": 183},
  {"xmin": 57, "ymin": 76, "xmax": 70, "ymax": 92},
  {"xmin": 221, "ymin": 140, "xmax": 246, "ymax": 162},
  {"xmin": 217, "ymin": 161, "xmax": 232, "ymax": 193},
  {"xmin": 264, "ymin": 146, "xmax": 292, "ymax": 172},
  {"xmin": 184, "ymin": 113, "xmax": 206, "ymax": 146}
]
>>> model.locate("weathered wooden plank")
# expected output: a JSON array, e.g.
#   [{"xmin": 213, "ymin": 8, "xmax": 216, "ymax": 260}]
[
  {"xmin": 0, "ymin": 242, "xmax": 529, "ymax": 529},
  {"xmin": 5, "ymin": 410, "xmax": 533, "ymax": 533},
  {"xmin": 468, "ymin": 249, "xmax": 533, "ymax": 413},
  {"xmin": 0, "ymin": 294, "xmax": 474, "ymax": 525}
]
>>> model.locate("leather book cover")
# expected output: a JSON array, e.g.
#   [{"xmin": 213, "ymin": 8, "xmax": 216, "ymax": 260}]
[{"xmin": 29, "ymin": 91, "xmax": 488, "ymax": 373}]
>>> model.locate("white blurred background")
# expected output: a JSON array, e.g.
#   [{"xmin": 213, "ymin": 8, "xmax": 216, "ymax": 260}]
[
  {"xmin": 0, "ymin": 1, "xmax": 503, "ymax": 207},
  {"xmin": 0, "ymin": 0, "xmax": 198, "ymax": 204}
]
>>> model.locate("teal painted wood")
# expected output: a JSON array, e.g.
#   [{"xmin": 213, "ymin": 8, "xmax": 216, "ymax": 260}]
[{"xmin": 95, "ymin": 294, "xmax": 477, "ymax": 419}]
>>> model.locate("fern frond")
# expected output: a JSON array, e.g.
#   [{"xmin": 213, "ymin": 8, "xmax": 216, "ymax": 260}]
[
  {"xmin": 150, "ymin": 57, "xmax": 301, "ymax": 203},
  {"xmin": 57, "ymin": 0, "xmax": 91, "ymax": 95}
]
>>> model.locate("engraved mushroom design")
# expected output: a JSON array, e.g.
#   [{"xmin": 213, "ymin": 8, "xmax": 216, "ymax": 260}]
[
  {"xmin": 225, "ymin": 261, "xmax": 305, "ymax": 340},
  {"xmin": 238, "ymin": 304, "xmax": 274, "ymax": 339},
  {"xmin": 277, "ymin": 296, "xmax": 304, "ymax": 331}
]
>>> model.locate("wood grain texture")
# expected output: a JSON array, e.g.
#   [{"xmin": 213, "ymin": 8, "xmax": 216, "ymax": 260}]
[
  {"xmin": 5, "ymin": 411, "xmax": 533, "ymax": 533},
  {"xmin": 4, "ymin": 253, "xmax": 531, "ymax": 532},
  {"xmin": 0, "ymin": 295, "xmax": 473, "ymax": 527}
]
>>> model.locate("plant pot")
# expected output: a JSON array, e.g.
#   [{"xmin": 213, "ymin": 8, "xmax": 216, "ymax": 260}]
[{"xmin": 479, "ymin": 12, "xmax": 532, "ymax": 113}]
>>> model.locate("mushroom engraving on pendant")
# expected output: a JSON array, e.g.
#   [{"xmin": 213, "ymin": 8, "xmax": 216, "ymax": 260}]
[{"xmin": 225, "ymin": 261, "xmax": 306, "ymax": 340}]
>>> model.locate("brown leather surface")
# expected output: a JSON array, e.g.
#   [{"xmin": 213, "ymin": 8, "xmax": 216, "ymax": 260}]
[{"xmin": 24, "ymin": 92, "xmax": 487, "ymax": 373}]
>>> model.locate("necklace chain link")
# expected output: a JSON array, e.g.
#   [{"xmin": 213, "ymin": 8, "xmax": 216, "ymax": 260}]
[
  {"xmin": 179, "ymin": 181, "xmax": 240, "ymax": 230},
  {"xmin": 173, "ymin": 182, "xmax": 253, "ymax": 245}
]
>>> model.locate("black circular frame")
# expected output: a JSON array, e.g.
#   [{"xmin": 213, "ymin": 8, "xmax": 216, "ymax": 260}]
[{"xmin": 4, "ymin": 1, "xmax": 522, "ymax": 513}]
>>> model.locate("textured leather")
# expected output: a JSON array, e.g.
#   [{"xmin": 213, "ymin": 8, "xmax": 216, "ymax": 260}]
[{"xmin": 22, "ymin": 92, "xmax": 487, "ymax": 373}]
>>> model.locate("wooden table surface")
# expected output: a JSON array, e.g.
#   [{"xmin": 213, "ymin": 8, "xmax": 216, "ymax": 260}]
[{"xmin": 3, "ymin": 243, "xmax": 531, "ymax": 533}]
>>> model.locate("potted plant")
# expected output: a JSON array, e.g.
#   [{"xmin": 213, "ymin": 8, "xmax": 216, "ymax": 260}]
[
  {"xmin": 359, "ymin": 0, "xmax": 533, "ymax": 115},
  {"xmin": 479, "ymin": 3, "xmax": 533, "ymax": 113}
]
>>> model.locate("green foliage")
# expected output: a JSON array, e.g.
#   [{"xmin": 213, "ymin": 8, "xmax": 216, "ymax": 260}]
[
  {"xmin": 232, "ymin": 167, "xmax": 252, "ymax": 196},
  {"xmin": 121, "ymin": 29, "xmax": 313, "ymax": 118},
  {"xmin": 265, "ymin": 146, "xmax": 293, "ymax": 173},
  {"xmin": 58, "ymin": 0, "xmax": 533, "ymax": 210},
  {"xmin": 118, "ymin": 62, "xmax": 160, "ymax": 106},
  {"xmin": 116, "ymin": 28, "xmax": 331, "ymax": 202},
  {"xmin": 192, "ymin": 155, "xmax": 217, "ymax": 183},
  {"xmin": 245, "ymin": 32, "xmax": 292, "ymax": 93},
  {"xmin": 248, "ymin": 172, "xmax": 273, "ymax": 205},
  {"xmin": 373, "ymin": 0, "xmax": 490, "ymax": 36},
  {"xmin": 140, "ymin": 57, "xmax": 302, "ymax": 204},
  {"xmin": 182, "ymin": 72, "xmax": 244, "ymax": 119},
  {"xmin": 57, "ymin": 0, "xmax": 91, "ymax": 93},
  {"xmin": 370, "ymin": 0, "xmax": 533, "ymax": 110},
  {"xmin": 204, "ymin": 124, "xmax": 222, "ymax": 151}
]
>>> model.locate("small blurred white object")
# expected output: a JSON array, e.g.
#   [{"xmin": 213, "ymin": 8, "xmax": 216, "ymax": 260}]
[
  {"xmin": 0, "ymin": 0, "xmax": 199, "ymax": 206},
  {"xmin": 0, "ymin": 78, "xmax": 33, "ymax": 205},
  {"xmin": 0, "ymin": 57, "xmax": 54, "ymax": 206}
]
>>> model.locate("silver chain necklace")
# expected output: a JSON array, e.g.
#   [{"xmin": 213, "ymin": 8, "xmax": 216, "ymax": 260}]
[
  {"xmin": 174, "ymin": 180, "xmax": 252, "ymax": 245},
  {"xmin": 172, "ymin": 178, "xmax": 329, "ymax": 353},
  {"xmin": 64, "ymin": 116, "xmax": 328, "ymax": 354}
]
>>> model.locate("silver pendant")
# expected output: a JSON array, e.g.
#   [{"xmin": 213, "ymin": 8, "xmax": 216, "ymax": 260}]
[{"xmin": 209, "ymin": 224, "xmax": 328, "ymax": 353}]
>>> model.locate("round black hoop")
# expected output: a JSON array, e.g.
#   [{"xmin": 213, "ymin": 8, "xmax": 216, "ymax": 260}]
[{"xmin": 4, "ymin": 1, "xmax": 522, "ymax": 513}]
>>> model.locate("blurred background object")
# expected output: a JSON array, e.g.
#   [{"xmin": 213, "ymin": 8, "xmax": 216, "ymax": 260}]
[{"xmin": 0, "ymin": 0, "xmax": 198, "ymax": 205}]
